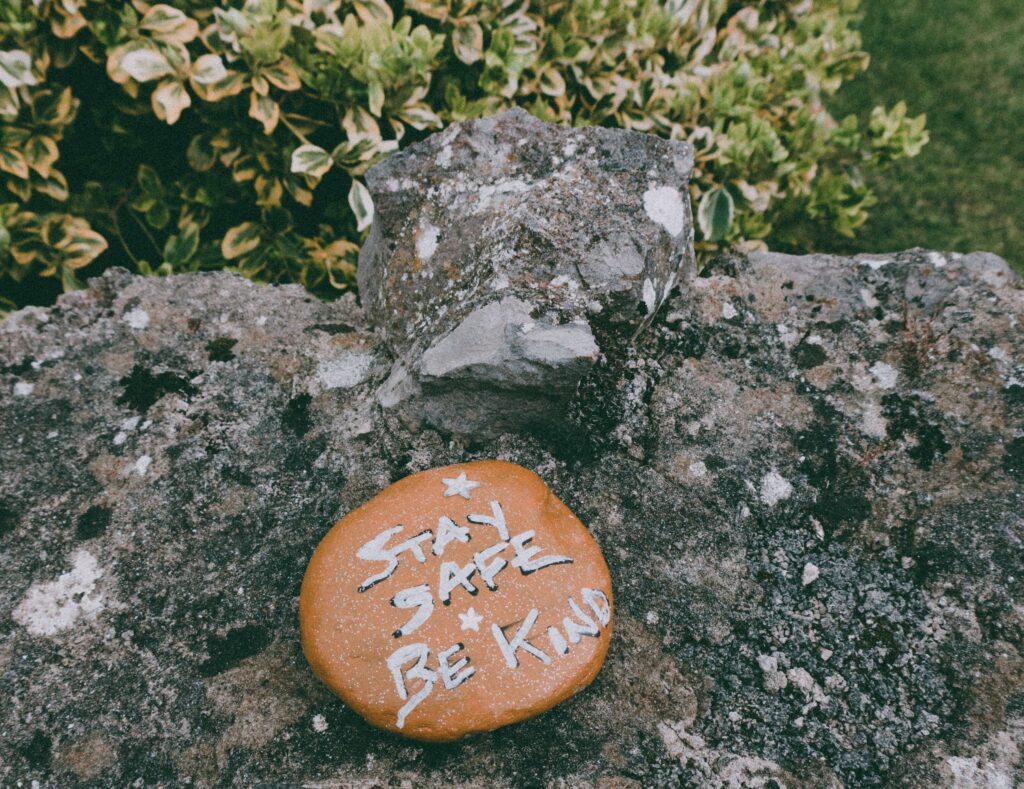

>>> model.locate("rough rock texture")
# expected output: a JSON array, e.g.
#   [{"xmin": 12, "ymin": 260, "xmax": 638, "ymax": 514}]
[
  {"xmin": 2, "ymin": 246, "xmax": 1022, "ymax": 788},
  {"xmin": 359, "ymin": 108, "xmax": 694, "ymax": 436}
]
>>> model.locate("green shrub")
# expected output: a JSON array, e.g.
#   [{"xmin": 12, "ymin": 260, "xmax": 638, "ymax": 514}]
[{"xmin": 0, "ymin": 0, "xmax": 927, "ymax": 314}]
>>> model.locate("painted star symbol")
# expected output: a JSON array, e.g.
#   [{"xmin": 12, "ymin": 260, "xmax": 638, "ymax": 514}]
[
  {"xmin": 442, "ymin": 471, "xmax": 479, "ymax": 499},
  {"xmin": 459, "ymin": 607, "xmax": 483, "ymax": 632}
]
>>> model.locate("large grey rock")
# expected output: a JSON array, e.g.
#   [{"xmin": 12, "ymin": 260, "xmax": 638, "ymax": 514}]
[
  {"xmin": 2, "ymin": 244, "xmax": 1022, "ymax": 787},
  {"xmin": 359, "ymin": 108, "xmax": 694, "ymax": 436}
]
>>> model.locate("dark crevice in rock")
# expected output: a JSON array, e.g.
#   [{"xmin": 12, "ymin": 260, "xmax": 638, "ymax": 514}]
[
  {"xmin": 198, "ymin": 624, "xmax": 272, "ymax": 677},
  {"xmin": 76, "ymin": 504, "xmax": 112, "ymax": 540},
  {"xmin": 881, "ymin": 393, "xmax": 952, "ymax": 470},
  {"xmin": 306, "ymin": 322, "xmax": 356, "ymax": 335},
  {"xmin": 20, "ymin": 730, "xmax": 51, "ymax": 769},
  {"xmin": 205, "ymin": 336, "xmax": 238, "ymax": 362},
  {"xmin": 0, "ymin": 500, "xmax": 18, "ymax": 539},
  {"xmin": 1, "ymin": 357, "xmax": 33, "ymax": 375},
  {"xmin": 791, "ymin": 339, "xmax": 828, "ymax": 369},
  {"xmin": 282, "ymin": 393, "xmax": 313, "ymax": 437},
  {"xmin": 1002, "ymin": 436, "xmax": 1024, "ymax": 479},
  {"xmin": 117, "ymin": 364, "xmax": 199, "ymax": 413}
]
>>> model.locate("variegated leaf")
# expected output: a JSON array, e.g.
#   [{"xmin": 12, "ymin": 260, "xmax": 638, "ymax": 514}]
[
  {"xmin": 290, "ymin": 144, "xmax": 333, "ymax": 179},
  {"xmin": 353, "ymin": 0, "xmax": 394, "ymax": 25},
  {"xmin": 398, "ymin": 104, "xmax": 442, "ymax": 130},
  {"xmin": 263, "ymin": 59, "xmax": 301, "ymax": 91},
  {"xmin": 120, "ymin": 47, "xmax": 175, "ymax": 83},
  {"xmin": 50, "ymin": 8, "xmax": 87, "ymax": 39},
  {"xmin": 697, "ymin": 187, "xmax": 735, "ymax": 242},
  {"xmin": 0, "ymin": 148, "xmax": 29, "ymax": 179},
  {"xmin": 367, "ymin": 81, "xmax": 384, "ymax": 117},
  {"xmin": 24, "ymin": 137, "xmax": 59, "ymax": 177},
  {"xmin": 0, "ymin": 85, "xmax": 20, "ymax": 116},
  {"xmin": 192, "ymin": 71, "xmax": 246, "ymax": 102},
  {"xmin": 453, "ymin": 21, "xmax": 485, "ymax": 65},
  {"xmin": 56, "ymin": 220, "xmax": 108, "ymax": 269},
  {"xmin": 191, "ymin": 54, "xmax": 227, "ymax": 85},
  {"xmin": 221, "ymin": 222, "xmax": 261, "ymax": 260},
  {"xmin": 539, "ymin": 68, "xmax": 566, "ymax": 97},
  {"xmin": 0, "ymin": 50, "xmax": 38, "ymax": 89},
  {"xmin": 348, "ymin": 179, "xmax": 373, "ymax": 232},
  {"xmin": 36, "ymin": 171, "xmax": 69, "ymax": 201},
  {"xmin": 249, "ymin": 92, "xmax": 280, "ymax": 134},
  {"xmin": 341, "ymin": 106, "xmax": 380, "ymax": 144},
  {"xmin": 140, "ymin": 5, "xmax": 200, "ymax": 45},
  {"xmin": 152, "ymin": 79, "xmax": 191, "ymax": 125},
  {"xmin": 163, "ymin": 223, "xmax": 200, "ymax": 267}
]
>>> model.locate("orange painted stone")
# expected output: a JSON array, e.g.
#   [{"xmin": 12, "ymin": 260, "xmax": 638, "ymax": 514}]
[{"xmin": 300, "ymin": 460, "xmax": 614, "ymax": 742}]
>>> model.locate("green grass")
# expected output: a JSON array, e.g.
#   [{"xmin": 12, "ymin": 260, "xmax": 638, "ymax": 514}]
[{"xmin": 829, "ymin": 0, "xmax": 1024, "ymax": 272}]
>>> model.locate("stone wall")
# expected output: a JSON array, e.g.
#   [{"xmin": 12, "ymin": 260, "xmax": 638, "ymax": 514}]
[{"xmin": 1, "ymin": 112, "xmax": 1022, "ymax": 787}]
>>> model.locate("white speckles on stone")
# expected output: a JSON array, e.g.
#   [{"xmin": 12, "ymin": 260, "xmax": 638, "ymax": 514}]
[
  {"xmin": 756, "ymin": 654, "xmax": 789, "ymax": 691},
  {"xmin": 316, "ymin": 351, "xmax": 375, "ymax": 390},
  {"xmin": 123, "ymin": 309, "xmax": 150, "ymax": 330},
  {"xmin": 764, "ymin": 670, "xmax": 789, "ymax": 692},
  {"xmin": 946, "ymin": 755, "xmax": 1013, "ymax": 789},
  {"xmin": 805, "ymin": 334, "xmax": 823, "ymax": 346},
  {"xmin": 645, "ymin": 610, "xmax": 660, "ymax": 625},
  {"xmin": 759, "ymin": 471, "xmax": 792, "ymax": 507},
  {"xmin": 312, "ymin": 714, "xmax": 329, "ymax": 733},
  {"xmin": 130, "ymin": 455, "xmax": 152, "ymax": 477},
  {"xmin": 121, "ymin": 416, "xmax": 141, "ymax": 431},
  {"xmin": 112, "ymin": 432, "xmax": 128, "ymax": 446},
  {"xmin": 256, "ymin": 315, "xmax": 268, "ymax": 327},
  {"xmin": 869, "ymin": 361, "xmax": 899, "ymax": 390},
  {"xmin": 13, "ymin": 381, "xmax": 34, "ymax": 397},
  {"xmin": 476, "ymin": 179, "xmax": 531, "ymax": 212},
  {"xmin": 860, "ymin": 400, "xmax": 888, "ymax": 439},
  {"xmin": 642, "ymin": 278, "xmax": 658, "ymax": 314},
  {"xmin": 786, "ymin": 668, "xmax": 819, "ymax": 699},
  {"xmin": 642, "ymin": 185, "xmax": 685, "ymax": 237},
  {"xmin": 12, "ymin": 550, "xmax": 105, "ymax": 636},
  {"xmin": 860, "ymin": 257, "xmax": 892, "ymax": 270},
  {"xmin": 988, "ymin": 346, "xmax": 1010, "ymax": 364},
  {"xmin": 415, "ymin": 217, "xmax": 440, "ymax": 262},
  {"xmin": 722, "ymin": 301, "xmax": 738, "ymax": 320},
  {"xmin": 436, "ymin": 144, "xmax": 453, "ymax": 168},
  {"xmin": 802, "ymin": 562, "xmax": 820, "ymax": 586},
  {"xmin": 657, "ymin": 719, "xmax": 788, "ymax": 779},
  {"xmin": 927, "ymin": 251, "xmax": 947, "ymax": 269},
  {"xmin": 662, "ymin": 271, "xmax": 677, "ymax": 302},
  {"xmin": 820, "ymin": 648, "xmax": 833, "ymax": 661},
  {"xmin": 688, "ymin": 461, "xmax": 707, "ymax": 478},
  {"xmin": 860, "ymin": 288, "xmax": 880, "ymax": 309},
  {"xmin": 776, "ymin": 322, "xmax": 799, "ymax": 348}
]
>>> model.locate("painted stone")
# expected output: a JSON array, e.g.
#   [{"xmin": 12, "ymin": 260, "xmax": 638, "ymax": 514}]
[{"xmin": 300, "ymin": 460, "xmax": 614, "ymax": 742}]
